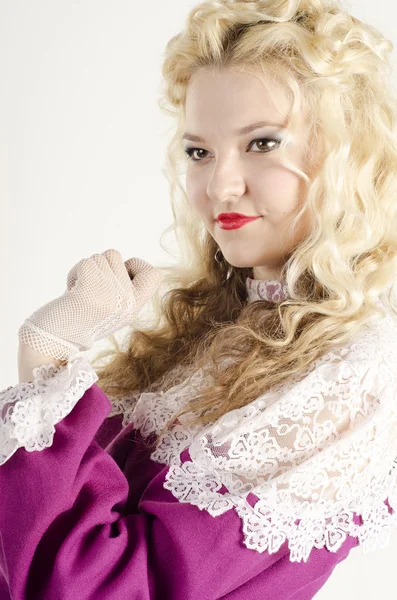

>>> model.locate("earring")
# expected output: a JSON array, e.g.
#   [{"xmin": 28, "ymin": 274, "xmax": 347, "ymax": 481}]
[{"xmin": 214, "ymin": 248, "xmax": 223, "ymax": 263}]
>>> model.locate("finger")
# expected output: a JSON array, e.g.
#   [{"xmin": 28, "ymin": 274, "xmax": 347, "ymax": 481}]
[
  {"xmin": 123, "ymin": 257, "xmax": 161, "ymax": 279},
  {"xmin": 90, "ymin": 253, "xmax": 114, "ymax": 282},
  {"xmin": 66, "ymin": 257, "xmax": 94, "ymax": 290},
  {"xmin": 124, "ymin": 257, "xmax": 163, "ymax": 309},
  {"xmin": 67, "ymin": 255, "xmax": 107, "ymax": 291},
  {"xmin": 102, "ymin": 249, "xmax": 131, "ymax": 284}
]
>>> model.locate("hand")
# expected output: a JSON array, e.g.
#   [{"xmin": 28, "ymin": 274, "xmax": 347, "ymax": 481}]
[{"xmin": 18, "ymin": 249, "xmax": 163, "ymax": 361}]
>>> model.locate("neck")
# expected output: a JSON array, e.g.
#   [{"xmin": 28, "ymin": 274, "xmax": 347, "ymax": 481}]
[{"xmin": 252, "ymin": 267, "xmax": 284, "ymax": 281}]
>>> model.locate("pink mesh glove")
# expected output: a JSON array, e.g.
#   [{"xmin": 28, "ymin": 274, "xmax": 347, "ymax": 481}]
[{"xmin": 18, "ymin": 249, "xmax": 163, "ymax": 361}]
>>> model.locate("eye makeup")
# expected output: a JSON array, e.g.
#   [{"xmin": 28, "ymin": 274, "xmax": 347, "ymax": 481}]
[{"xmin": 184, "ymin": 136, "xmax": 283, "ymax": 162}]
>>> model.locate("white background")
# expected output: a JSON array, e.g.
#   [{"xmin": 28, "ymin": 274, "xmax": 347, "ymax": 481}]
[{"xmin": 1, "ymin": 1, "xmax": 396, "ymax": 597}]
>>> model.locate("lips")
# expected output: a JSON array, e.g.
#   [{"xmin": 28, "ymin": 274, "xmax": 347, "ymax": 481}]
[
  {"xmin": 217, "ymin": 216, "xmax": 261, "ymax": 230},
  {"xmin": 217, "ymin": 212, "xmax": 260, "ymax": 223}
]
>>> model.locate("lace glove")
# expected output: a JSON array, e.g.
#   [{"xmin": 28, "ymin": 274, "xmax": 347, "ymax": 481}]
[{"xmin": 18, "ymin": 249, "xmax": 163, "ymax": 361}]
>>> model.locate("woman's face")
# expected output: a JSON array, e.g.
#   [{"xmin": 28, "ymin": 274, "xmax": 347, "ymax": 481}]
[{"xmin": 183, "ymin": 66, "xmax": 315, "ymax": 281}]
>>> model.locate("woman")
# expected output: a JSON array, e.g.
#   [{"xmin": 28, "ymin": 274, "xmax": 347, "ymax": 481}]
[{"xmin": 2, "ymin": 0, "xmax": 397, "ymax": 598}]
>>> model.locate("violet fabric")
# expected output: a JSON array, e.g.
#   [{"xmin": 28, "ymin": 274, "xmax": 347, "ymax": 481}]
[{"xmin": 0, "ymin": 382, "xmax": 361, "ymax": 600}]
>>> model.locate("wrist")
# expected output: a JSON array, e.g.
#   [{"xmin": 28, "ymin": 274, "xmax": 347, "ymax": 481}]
[{"xmin": 17, "ymin": 342, "xmax": 67, "ymax": 384}]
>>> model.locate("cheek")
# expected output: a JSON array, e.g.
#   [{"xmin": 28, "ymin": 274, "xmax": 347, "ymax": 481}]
[
  {"xmin": 255, "ymin": 167, "xmax": 303, "ymax": 213},
  {"xmin": 186, "ymin": 177, "xmax": 207, "ymax": 213}
]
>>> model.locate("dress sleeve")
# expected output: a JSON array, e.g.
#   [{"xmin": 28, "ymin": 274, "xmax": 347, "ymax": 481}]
[{"xmin": 0, "ymin": 354, "xmax": 362, "ymax": 600}]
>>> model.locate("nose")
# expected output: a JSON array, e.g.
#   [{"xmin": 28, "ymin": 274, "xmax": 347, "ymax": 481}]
[{"xmin": 207, "ymin": 159, "xmax": 247, "ymax": 204}]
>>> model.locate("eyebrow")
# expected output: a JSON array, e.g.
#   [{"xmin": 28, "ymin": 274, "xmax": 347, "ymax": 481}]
[{"xmin": 182, "ymin": 120, "xmax": 286, "ymax": 142}]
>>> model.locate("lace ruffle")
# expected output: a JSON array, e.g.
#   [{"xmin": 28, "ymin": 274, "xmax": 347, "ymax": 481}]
[
  {"xmin": 0, "ymin": 354, "xmax": 97, "ymax": 465},
  {"xmin": 118, "ymin": 306, "xmax": 397, "ymax": 562}
]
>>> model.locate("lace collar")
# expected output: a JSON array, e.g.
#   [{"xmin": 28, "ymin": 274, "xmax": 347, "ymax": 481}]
[{"xmin": 245, "ymin": 276, "xmax": 289, "ymax": 304}]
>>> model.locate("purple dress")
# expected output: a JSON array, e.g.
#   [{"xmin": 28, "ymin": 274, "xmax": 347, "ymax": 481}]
[
  {"xmin": 1, "ymin": 276, "xmax": 395, "ymax": 599},
  {"xmin": 0, "ymin": 381, "xmax": 361, "ymax": 600}
]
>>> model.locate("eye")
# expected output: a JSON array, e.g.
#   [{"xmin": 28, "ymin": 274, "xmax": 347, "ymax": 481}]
[{"xmin": 183, "ymin": 137, "xmax": 282, "ymax": 163}]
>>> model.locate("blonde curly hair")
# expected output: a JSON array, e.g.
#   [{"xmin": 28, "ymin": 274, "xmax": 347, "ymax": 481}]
[{"xmin": 92, "ymin": 0, "xmax": 397, "ymax": 451}]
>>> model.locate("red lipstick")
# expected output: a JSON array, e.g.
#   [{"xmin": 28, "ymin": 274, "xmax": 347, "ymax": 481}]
[{"xmin": 216, "ymin": 213, "xmax": 261, "ymax": 230}]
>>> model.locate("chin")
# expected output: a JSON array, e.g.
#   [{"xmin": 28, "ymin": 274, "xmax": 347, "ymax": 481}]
[{"xmin": 222, "ymin": 258, "xmax": 254, "ymax": 269}]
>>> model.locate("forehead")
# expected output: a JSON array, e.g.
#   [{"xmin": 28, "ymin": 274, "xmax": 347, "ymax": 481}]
[{"xmin": 184, "ymin": 67, "xmax": 292, "ymax": 130}]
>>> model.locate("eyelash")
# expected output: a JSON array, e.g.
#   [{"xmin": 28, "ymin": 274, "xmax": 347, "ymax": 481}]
[{"xmin": 183, "ymin": 137, "xmax": 282, "ymax": 163}]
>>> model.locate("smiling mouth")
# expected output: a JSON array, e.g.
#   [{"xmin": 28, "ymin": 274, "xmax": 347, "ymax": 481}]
[
  {"xmin": 216, "ymin": 216, "xmax": 262, "ymax": 230},
  {"xmin": 216, "ymin": 213, "xmax": 261, "ymax": 221}
]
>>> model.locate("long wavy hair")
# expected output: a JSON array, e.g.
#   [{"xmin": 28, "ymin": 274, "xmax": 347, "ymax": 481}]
[{"xmin": 91, "ymin": 0, "xmax": 397, "ymax": 452}]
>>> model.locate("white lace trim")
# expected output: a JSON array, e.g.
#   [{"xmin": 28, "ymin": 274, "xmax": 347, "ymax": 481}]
[
  {"xmin": 2, "ymin": 303, "xmax": 397, "ymax": 562},
  {"xmin": 116, "ymin": 303, "xmax": 397, "ymax": 562},
  {"xmin": 0, "ymin": 353, "xmax": 97, "ymax": 465}
]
